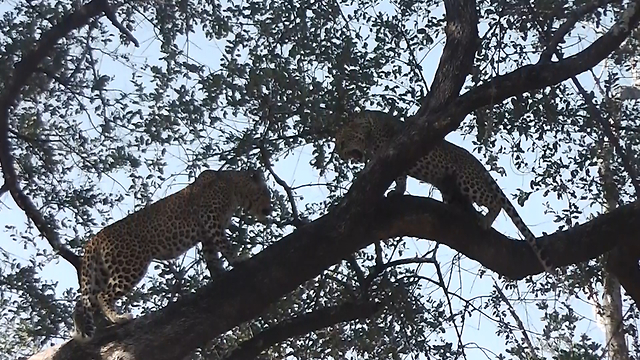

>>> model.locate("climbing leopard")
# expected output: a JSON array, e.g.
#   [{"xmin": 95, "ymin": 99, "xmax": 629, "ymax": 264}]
[
  {"xmin": 334, "ymin": 110, "xmax": 554, "ymax": 274},
  {"xmin": 72, "ymin": 169, "xmax": 273, "ymax": 342}
]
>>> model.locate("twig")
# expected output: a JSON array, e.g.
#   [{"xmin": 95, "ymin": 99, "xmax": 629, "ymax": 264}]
[
  {"xmin": 492, "ymin": 282, "xmax": 539, "ymax": 359},
  {"xmin": 346, "ymin": 255, "xmax": 366, "ymax": 289},
  {"xmin": 362, "ymin": 254, "xmax": 436, "ymax": 293},
  {"xmin": 257, "ymin": 141, "xmax": 307, "ymax": 228},
  {"xmin": 433, "ymin": 260, "xmax": 468, "ymax": 360}
]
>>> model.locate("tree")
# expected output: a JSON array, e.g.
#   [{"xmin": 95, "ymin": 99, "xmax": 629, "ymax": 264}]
[{"xmin": 0, "ymin": 0, "xmax": 638, "ymax": 359}]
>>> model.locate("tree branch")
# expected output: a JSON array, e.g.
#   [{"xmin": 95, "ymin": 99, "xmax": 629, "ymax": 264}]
[
  {"xmin": 224, "ymin": 301, "xmax": 381, "ymax": 360},
  {"xmin": 493, "ymin": 283, "xmax": 538, "ymax": 359},
  {"xmin": 102, "ymin": 1, "xmax": 139, "ymax": 47},
  {"xmin": 340, "ymin": 0, "xmax": 640, "ymax": 232},
  {"xmin": 0, "ymin": 0, "xmax": 137, "ymax": 272},
  {"xmin": 605, "ymin": 246, "xmax": 640, "ymax": 307},
  {"xmin": 258, "ymin": 142, "xmax": 307, "ymax": 228},
  {"xmin": 539, "ymin": 0, "xmax": 614, "ymax": 62},
  {"xmin": 569, "ymin": 76, "xmax": 640, "ymax": 194},
  {"xmin": 415, "ymin": 0, "xmax": 479, "ymax": 115},
  {"xmin": 28, "ymin": 193, "xmax": 640, "ymax": 360}
]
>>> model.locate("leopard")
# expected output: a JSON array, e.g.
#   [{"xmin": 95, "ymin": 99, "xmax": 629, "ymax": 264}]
[
  {"xmin": 334, "ymin": 110, "xmax": 554, "ymax": 275},
  {"xmin": 71, "ymin": 169, "xmax": 273, "ymax": 342}
]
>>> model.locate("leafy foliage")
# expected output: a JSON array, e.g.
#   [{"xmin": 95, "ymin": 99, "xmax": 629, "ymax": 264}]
[{"xmin": 0, "ymin": 0, "xmax": 639, "ymax": 359}]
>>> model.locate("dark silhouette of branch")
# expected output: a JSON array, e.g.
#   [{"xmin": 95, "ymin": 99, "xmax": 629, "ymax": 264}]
[
  {"xmin": 257, "ymin": 142, "xmax": 307, "ymax": 228},
  {"xmin": 493, "ymin": 283, "xmax": 538, "ymax": 359},
  {"xmin": 606, "ymin": 247, "xmax": 640, "ymax": 309},
  {"xmin": 362, "ymin": 255, "xmax": 436, "ymax": 293},
  {"xmin": 0, "ymin": 0, "xmax": 138, "ymax": 272},
  {"xmin": 25, "ymin": 194, "xmax": 640, "ymax": 360},
  {"xmin": 539, "ymin": 0, "xmax": 614, "ymax": 62},
  {"xmin": 527, "ymin": 2, "xmax": 640, "ymax": 195},
  {"xmin": 102, "ymin": 1, "xmax": 139, "ymax": 47},
  {"xmin": 569, "ymin": 77, "xmax": 640, "ymax": 194},
  {"xmin": 224, "ymin": 301, "xmax": 381, "ymax": 360}
]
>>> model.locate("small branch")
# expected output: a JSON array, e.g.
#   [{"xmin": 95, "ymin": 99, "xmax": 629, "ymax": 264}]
[
  {"xmin": 492, "ymin": 282, "xmax": 539, "ymax": 359},
  {"xmin": 530, "ymin": 9, "xmax": 640, "ymax": 195},
  {"xmin": 346, "ymin": 255, "xmax": 365, "ymax": 289},
  {"xmin": 257, "ymin": 142, "xmax": 307, "ymax": 228},
  {"xmin": 224, "ymin": 301, "xmax": 381, "ymax": 360},
  {"xmin": 433, "ymin": 259, "xmax": 468, "ymax": 360},
  {"xmin": 569, "ymin": 77, "xmax": 640, "ymax": 195},
  {"xmin": 0, "ymin": 1, "xmax": 119, "ymax": 273},
  {"xmin": 374, "ymin": 241, "xmax": 384, "ymax": 269},
  {"xmin": 101, "ymin": 0, "xmax": 140, "ymax": 47},
  {"xmin": 363, "ymin": 254, "xmax": 436, "ymax": 292},
  {"xmin": 539, "ymin": 0, "xmax": 613, "ymax": 63}
]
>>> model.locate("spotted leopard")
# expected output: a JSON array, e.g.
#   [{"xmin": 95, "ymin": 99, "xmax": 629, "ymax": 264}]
[
  {"xmin": 72, "ymin": 169, "xmax": 273, "ymax": 341},
  {"xmin": 334, "ymin": 110, "xmax": 554, "ymax": 274}
]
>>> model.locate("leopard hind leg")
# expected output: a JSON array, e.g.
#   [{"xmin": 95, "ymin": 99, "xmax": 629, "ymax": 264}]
[
  {"xmin": 72, "ymin": 247, "xmax": 102, "ymax": 342},
  {"xmin": 97, "ymin": 255, "xmax": 149, "ymax": 325}
]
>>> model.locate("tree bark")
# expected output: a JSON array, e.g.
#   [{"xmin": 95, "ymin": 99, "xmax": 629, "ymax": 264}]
[
  {"xmin": 25, "ymin": 195, "xmax": 640, "ymax": 360},
  {"xmin": 598, "ymin": 101, "xmax": 630, "ymax": 360}
]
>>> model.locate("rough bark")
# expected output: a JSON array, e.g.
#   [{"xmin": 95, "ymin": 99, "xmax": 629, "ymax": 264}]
[{"xmin": 26, "ymin": 195, "xmax": 640, "ymax": 360}]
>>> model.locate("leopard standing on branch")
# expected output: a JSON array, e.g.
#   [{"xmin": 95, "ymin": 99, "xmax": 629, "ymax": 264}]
[
  {"xmin": 334, "ymin": 110, "xmax": 554, "ymax": 275},
  {"xmin": 71, "ymin": 169, "xmax": 273, "ymax": 342}
]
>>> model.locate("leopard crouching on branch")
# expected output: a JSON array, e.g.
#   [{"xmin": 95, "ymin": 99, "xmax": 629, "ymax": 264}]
[
  {"xmin": 71, "ymin": 169, "xmax": 273, "ymax": 342},
  {"xmin": 334, "ymin": 110, "xmax": 554, "ymax": 275}
]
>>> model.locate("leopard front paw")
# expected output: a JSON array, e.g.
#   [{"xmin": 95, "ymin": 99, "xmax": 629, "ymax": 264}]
[
  {"xmin": 114, "ymin": 313, "xmax": 134, "ymax": 324},
  {"xmin": 230, "ymin": 253, "xmax": 251, "ymax": 265}
]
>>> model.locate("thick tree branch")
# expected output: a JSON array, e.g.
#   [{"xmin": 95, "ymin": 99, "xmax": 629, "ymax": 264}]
[
  {"xmin": 29, "ymin": 194, "xmax": 640, "ymax": 360},
  {"xmin": 415, "ymin": 0, "xmax": 479, "ymax": 114},
  {"xmin": 606, "ymin": 247, "xmax": 640, "ymax": 306},
  {"xmin": 0, "ymin": 0, "xmax": 137, "ymax": 272},
  {"xmin": 224, "ymin": 301, "xmax": 381, "ymax": 360}
]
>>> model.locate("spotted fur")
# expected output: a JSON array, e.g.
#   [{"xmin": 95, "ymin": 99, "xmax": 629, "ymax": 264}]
[
  {"xmin": 72, "ymin": 169, "xmax": 273, "ymax": 342},
  {"xmin": 334, "ymin": 110, "xmax": 554, "ymax": 274}
]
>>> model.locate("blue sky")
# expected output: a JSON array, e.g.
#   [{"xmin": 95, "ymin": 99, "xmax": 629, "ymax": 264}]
[{"xmin": 1, "ymin": 0, "xmax": 633, "ymax": 358}]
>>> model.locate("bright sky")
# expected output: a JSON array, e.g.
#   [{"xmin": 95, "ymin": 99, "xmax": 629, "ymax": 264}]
[{"xmin": 1, "ymin": 0, "xmax": 632, "ymax": 358}]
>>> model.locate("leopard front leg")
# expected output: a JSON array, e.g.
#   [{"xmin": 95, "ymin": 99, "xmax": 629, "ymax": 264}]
[
  {"xmin": 201, "ymin": 240, "xmax": 226, "ymax": 279},
  {"xmin": 201, "ymin": 221, "xmax": 249, "ymax": 272}
]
